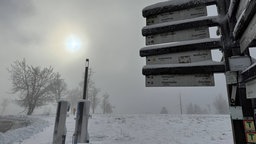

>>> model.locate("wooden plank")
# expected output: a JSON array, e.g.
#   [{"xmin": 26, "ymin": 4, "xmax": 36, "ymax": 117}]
[
  {"xmin": 240, "ymin": 12, "xmax": 256, "ymax": 53},
  {"xmin": 146, "ymin": 50, "xmax": 211, "ymax": 65},
  {"xmin": 142, "ymin": 61, "xmax": 225, "ymax": 75},
  {"xmin": 146, "ymin": 6, "xmax": 207, "ymax": 25},
  {"xmin": 142, "ymin": 16, "xmax": 219, "ymax": 36},
  {"xmin": 146, "ymin": 74, "xmax": 214, "ymax": 87},
  {"xmin": 233, "ymin": 0, "xmax": 256, "ymax": 40},
  {"xmin": 145, "ymin": 27, "xmax": 209, "ymax": 45},
  {"xmin": 142, "ymin": 0, "xmax": 217, "ymax": 18},
  {"xmin": 140, "ymin": 38, "xmax": 221, "ymax": 57}
]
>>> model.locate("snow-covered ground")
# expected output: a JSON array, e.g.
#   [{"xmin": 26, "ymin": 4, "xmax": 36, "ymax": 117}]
[{"xmin": 1, "ymin": 114, "xmax": 233, "ymax": 144}]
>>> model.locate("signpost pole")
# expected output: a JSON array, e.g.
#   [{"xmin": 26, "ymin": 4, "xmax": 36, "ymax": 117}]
[
  {"xmin": 73, "ymin": 59, "xmax": 90, "ymax": 144},
  {"xmin": 141, "ymin": 0, "xmax": 256, "ymax": 143},
  {"xmin": 52, "ymin": 101, "xmax": 69, "ymax": 144},
  {"xmin": 217, "ymin": 0, "xmax": 255, "ymax": 143}
]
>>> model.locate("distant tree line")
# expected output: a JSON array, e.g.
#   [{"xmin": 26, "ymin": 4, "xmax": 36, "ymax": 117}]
[{"xmin": 160, "ymin": 94, "xmax": 229, "ymax": 115}]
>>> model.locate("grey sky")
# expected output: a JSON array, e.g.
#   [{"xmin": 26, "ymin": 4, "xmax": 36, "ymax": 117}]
[{"xmin": 1, "ymin": 0, "xmax": 228, "ymax": 114}]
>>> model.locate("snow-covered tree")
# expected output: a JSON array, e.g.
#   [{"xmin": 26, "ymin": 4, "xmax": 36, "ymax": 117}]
[
  {"xmin": 101, "ymin": 93, "xmax": 114, "ymax": 114},
  {"xmin": 8, "ymin": 59, "xmax": 58, "ymax": 115},
  {"xmin": 88, "ymin": 86, "xmax": 100, "ymax": 113},
  {"xmin": 48, "ymin": 72, "xmax": 67, "ymax": 102}
]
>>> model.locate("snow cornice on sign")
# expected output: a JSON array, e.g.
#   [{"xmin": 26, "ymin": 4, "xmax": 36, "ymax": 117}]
[
  {"xmin": 140, "ymin": 38, "xmax": 221, "ymax": 57},
  {"xmin": 142, "ymin": 0, "xmax": 217, "ymax": 18},
  {"xmin": 142, "ymin": 16, "xmax": 220, "ymax": 36}
]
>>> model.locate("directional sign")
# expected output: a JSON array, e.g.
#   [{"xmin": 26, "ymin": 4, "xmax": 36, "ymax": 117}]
[
  {"xmin": 243, "ymin": 120, "xmax": 256, "ymax": 132},
  {"xmin": 141, "ymin": 1, "xmax": 220, "ymax": 87},
  {"xmin": 246, "ymin": 78, "xmax": 256, "ymax": 99},
  {"xmin": 146, "ymin": 27, "xmax": 209, "ymax": 45},
  {"xmin": 146, "ymin": 6, "xmax": 207, "ymax": 25},
  {"xmin": 146, "ymin": 50, "xmax": 211, "ymax": 65},
  {"xmin": 143, "ymin": 61, "xmax": 225, "ymax": 75},
  {"xmin": 140, "ymin": 38, "xmax": 221, "ymax": 57},
  {"xmin": 246, "ymin": 132, "xmax": 256, "ymax": 143},
  {"xmin": 146, "ymin": 74, "xmax": 214, "ymax": 87}
]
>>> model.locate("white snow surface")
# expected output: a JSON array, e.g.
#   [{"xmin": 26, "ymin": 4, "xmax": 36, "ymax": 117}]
[
  {"xmin": 0, "ymin": 115, "xmax": 49, "ymax": 144},
  {"xmin": 1, "ymin": 114, "xmax": 233, "ymax": 144}
]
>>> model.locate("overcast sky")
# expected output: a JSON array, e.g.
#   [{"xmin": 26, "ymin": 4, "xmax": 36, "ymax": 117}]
[{"xmin": 0, "ymin": 0, "xmax": 229, "ymax": 114}]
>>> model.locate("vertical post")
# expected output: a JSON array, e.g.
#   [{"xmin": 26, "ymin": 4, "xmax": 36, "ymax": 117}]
[
  {"xmin": 73, "ymin": 59, "xmax": 90, "ymax": 144},
  {"xmin": 73, "ymin": 100, "xmax": 90, "ymax": 143},
  {"xmin": 217, "ymin": 0, "xmax": 255, "ymax": 143},
  {"xmin": 83, "ymin": 59, "xmax": 89, "ymax": 100},
  {"xmin": 179, "ymin": 94, "xmax": 182, "ymax": 115},
  {"xmin": 52, "ymin": 101, "xmax": 68, "ymax": 144}
]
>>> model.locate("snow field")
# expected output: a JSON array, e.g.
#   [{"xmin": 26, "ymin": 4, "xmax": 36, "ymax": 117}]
[{"xmin": 6, "ymin": 114, "xmax": 233, "ymax": 144}]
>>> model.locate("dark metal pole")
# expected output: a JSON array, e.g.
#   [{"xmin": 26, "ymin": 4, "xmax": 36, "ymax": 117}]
[{"xmin": 83, "ymin": 59, "xmax": 89, "ymax": 100}]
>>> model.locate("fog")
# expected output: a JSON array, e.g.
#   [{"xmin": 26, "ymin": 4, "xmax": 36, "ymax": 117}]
[{"xmin": 0, "ymin": 0, "xmax": 228, "ymax": 114}]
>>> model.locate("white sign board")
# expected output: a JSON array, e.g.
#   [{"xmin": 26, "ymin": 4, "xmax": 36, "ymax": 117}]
[
  {"xmin": 240, "ymin": 11, "xmax": 256, "ymax": 53},
  {"xmin": 146, "ymin": 27, "xmax": 209, "ymax": 45},
  {"xmin": 229, "ymin": 56, "xmax": 251, "ymax": 71},
  {"xmin": 230, "ymin": 106, "xmax": 243, "ymax": 120},
  {"xmin": 146, "ymin": 74, "xmax": 214, "ymax": 87},
  {"xmin": 246, "ymin": 78, "xmax": 256, "ymax": 99},
  {"xmin": 147, "ymin": 6, "xmax": 207, "ymax": 25},
  {"xmin": 146, "ymin": 50, "xmax": 212, "ymax": 65}
]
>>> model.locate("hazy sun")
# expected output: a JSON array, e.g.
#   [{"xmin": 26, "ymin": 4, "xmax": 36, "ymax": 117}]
[{"xmin": 65, "ymin": 35, "xmax": 81, "ymax": 53}]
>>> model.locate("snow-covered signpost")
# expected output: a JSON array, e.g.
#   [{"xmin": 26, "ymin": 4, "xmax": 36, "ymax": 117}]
[
  {"xmin": 140, "ymin": 0, "xmax": 224, "ymax": 87},
  {"xmin": 141, "ymin": 0, "xmax": 256, "ymax": 143},
  {"xmin": 140, "ymin": 0, "xmax": 225, "ymax": 87},
  {"xmin": 52, "ymin": 101, "xmax": 69, "ymax": 144},
  {"xmin": 73, "ymin": 59, "xmax": 90, "ymax": 144}
]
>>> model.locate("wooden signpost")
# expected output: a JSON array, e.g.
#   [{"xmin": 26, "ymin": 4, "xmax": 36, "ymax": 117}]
[{"xmin": 140, "ymin": 0, "xmax": 256, "ymax": 143}]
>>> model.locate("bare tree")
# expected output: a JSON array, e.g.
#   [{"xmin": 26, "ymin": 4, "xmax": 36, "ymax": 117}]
[
  {"xmin": 8, "ymin": 59, "xmax": 57, "ymax": 115},
  {"xmin": 101, "ymin": 93, "xmax": 114, "ymax": 114},
  {"xmin": 49, "ymin": 72, "xmax": 67, "ymax": 102}
]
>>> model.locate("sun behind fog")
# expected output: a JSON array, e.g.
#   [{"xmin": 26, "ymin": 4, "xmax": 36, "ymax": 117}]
[{"xmin": 65, "ymin": 35, "xmax": 81, "ymax": 53}]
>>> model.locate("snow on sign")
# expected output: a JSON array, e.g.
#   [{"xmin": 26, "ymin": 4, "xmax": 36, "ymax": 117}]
[
  {"xmin": 146, "ymin": 50, "xmax": 211, "ymax": 65},
  {"xmin": 146, "ymin": 27, "xmax": 209, "ymax": 45},
  {"xmin": 246, "ymin": 78, "xmax": 256, "ymax": 99},
  {"xmin": 146, "ymin": 74, "xmax": 214, "ymax": 87},
  {"xmin": 146, "ymin": 6, "xmax": 207, "ymax": 25}
]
